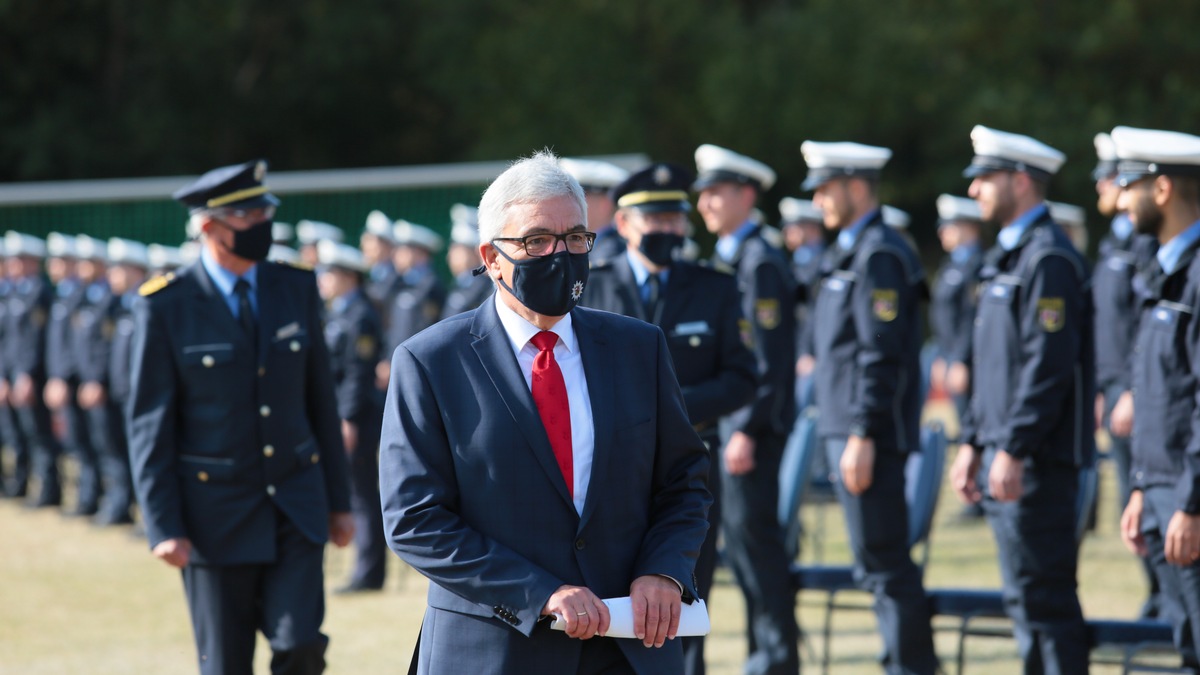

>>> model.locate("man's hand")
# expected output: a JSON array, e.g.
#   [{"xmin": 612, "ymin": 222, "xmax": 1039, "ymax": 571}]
[
  {"xmin": 77, "ymin": 382, "xmax": 107, "ymax": 409},
  {"xmin": 329, "ymin": 512, "xmax": 355, "ymax": 548},
  {"xmin": 152, "ymin": 537, "xmax": 192, "ymax": 568},
  {"xmin": 930, "ymin": 357, "xmax": 947, "ymax": 394},
  {"xmin": 630, "ymin": 575, "xmax": 682, "ymax": 648},
  {"xmin": 375, "ymin": 361, "xmax": 391, "ymax": 390},
  {"xmin": 840, "ymin": 435, "xmax": 875, "ymax": 496},
  {"xmin": 341, "ymin": 420, "xmax": 358, "ymax": 456},
  {"xmin": 950, "ymin": 444, "xmax": 982, "ymax": 504},
  {"xmin": 44, "ymin": 377, "xmax": 69, "ymax": 410},
  {"xmin": 988, "ymin": 449, "xmax": 1024, "ymax": 502},
  {"xmin": 723, "ymin": 431, "xmax": 756, "ymax": 476},
  {"xmin": 1120, "ymin": 490, "xmax": 1147, "ymax": 556},
  {"xmin": 1165, "ymin": 511, "xmax": 1200, "ymax": 566},
  {"xmin": 946, "ymin": 362, "xmax": 970, "ymax": 396},
  {"xmin": 796, "ymin": 354, "xmax": 815, "ymax": 377},
  {"xmin": 541, "ymin": 585, "xmax": 610, "ymax": 640},
  {"xmin": 11, "ymin": 374, "xmax": 34, "ymax": 407},
  {"xmin": 1110, "ymin": 391, "xmax": 1134, "ymax": 438}
]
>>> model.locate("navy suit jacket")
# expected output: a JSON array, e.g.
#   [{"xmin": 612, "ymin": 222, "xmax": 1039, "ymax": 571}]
[
  {"xmin": 127, "ymin": 261, "xmax": 352, "ymax": 565},
  {"xmin": 380, "ymin": 295, "xmax": 711, "ymax": 675}
]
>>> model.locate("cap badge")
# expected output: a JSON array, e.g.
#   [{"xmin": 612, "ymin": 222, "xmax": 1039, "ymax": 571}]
[
  {"xmin": 254, "ymin": 161, "xmax": 266, "ymax": 182},
  {"xmin": 654, "ymin": 165, "xmax": 671, "ymax": 186}
]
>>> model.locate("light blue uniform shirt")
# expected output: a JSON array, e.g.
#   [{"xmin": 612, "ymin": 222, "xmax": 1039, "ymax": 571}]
[
  {"xmin": 1157, "ymin": 219, "xmax": 1200, "ymax": 275},
  {"xmin": 200, "ymin": 245, "xmax": 258, "ymax": 319},
  {"xmin": 997, "ymin": 203, "xmax": 1049, "ymax": 251}
]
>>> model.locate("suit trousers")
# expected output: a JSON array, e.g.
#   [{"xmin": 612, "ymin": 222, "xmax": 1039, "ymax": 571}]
[
  {"xmin": 346, "ymin": 411, "xmax": 386, "ymax": 588},
  {"xmin": 980, "ymin": 448, "xmax": 1088, "ymax": 675},
  {"xmin": 1140, "ymin": 485, "xmax": 1200, "ymax": 668},
  {"xmin": 825, "ymin": 438, "xmax": 939, "ymax": 675},
  {"xmin": 720, "ymin": 432, "xmax": 799, "ymax": 675},
  {"xmin": 182, "ymin": 509, "xmax": 329, "ymax": 675},
  {"xmin": 684, "ymin": 429, "xmax": 722, "ymax": 675}
]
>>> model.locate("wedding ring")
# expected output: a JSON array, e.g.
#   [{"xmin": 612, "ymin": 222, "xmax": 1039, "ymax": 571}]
[{"xmin": 576, "ymin": 611, "xmax": 588, "ymax": 616}]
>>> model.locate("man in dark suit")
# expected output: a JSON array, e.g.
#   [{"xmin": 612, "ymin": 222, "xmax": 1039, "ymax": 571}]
[
  {"xmin": 127, "ymin": 160, "xmax": 354, "ymax": 675},
  {"xmin": 581, "ymin": 162, "xmax": 757, "ymax": 675},
  {"xmin": 380, "ymin": 151, "xmax": 712, "ymax": 675}
]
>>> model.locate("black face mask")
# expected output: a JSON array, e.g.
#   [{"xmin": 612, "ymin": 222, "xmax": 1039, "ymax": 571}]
[
  {"xmin": 493, "ymin": 247, "xmax": 589, "ymax": 316},
  {"xmin": 639, "ymin": 232, "xmax": 684, "ymax": 267},
  {"xmin": 215, "ymin": 218, "xmax": 274, "ymax": 262}
]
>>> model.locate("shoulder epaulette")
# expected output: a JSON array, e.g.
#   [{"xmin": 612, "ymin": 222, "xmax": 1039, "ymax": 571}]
[
  {"xmin": 138, "ymin": 273, "xmax": 177, "ymax": 297},
  {"xmin": 273, "ymin": 259, "xmax": 314, "ymax": 272}
]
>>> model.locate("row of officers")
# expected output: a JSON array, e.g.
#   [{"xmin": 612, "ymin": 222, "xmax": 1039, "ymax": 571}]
[{"xmin": 2, "ymin": 119, "xmax": 1199, "ymax": 675}]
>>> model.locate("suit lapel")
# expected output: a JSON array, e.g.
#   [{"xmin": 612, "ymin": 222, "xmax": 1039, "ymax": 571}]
[
  {"xmin": 255, "ymin": 263, "xmax": 279, "ymax": 366},
  {"xmin": 573, "ymin": 308, "xmax": 613, "ymax": 530},
  {"xmin": 613, "ymin": 257, "xmax": 647, "ymax": 321},
  {"xmin": 469, "ymin": 296, "xmax": 575, "ymax": 510}
]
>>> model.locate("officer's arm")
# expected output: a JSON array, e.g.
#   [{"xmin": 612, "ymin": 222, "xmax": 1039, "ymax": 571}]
[
  {"xmin": 726, "ymin": 258, "xmax": 795, "ymax": 436},
  {"xmin": 1005, "ymin": 253, "xmax": 1085, "ymax": 458},
  {"xmin": 341, "ymin": 310, "xmax": 382, "ymax": 422},
  {"xmin": 849, "ymin": 249, "xmax": 911, "ymax": 439},
  {"xmin": 1179, "ymin": 287, "xmax": 1200, "ymax": 513},
  {"xmin": 127, "ymin": 298, "xmax": 186, "ymax": 548},
  {"xmin": 302, "ymin": 275, "xmax": 352, "ymax": 514},
  {"xmin": 678, "ymin": 277, "xmax": 757, "ymax": 424},
  {"xmin": 951, "ymin": 272, "xmax": 979, "ymax": 366}
]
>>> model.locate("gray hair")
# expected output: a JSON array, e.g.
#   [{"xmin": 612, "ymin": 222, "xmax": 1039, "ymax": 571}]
[{"xmin": 477, "ymin": 150, "xmax": 587, "ymax": 243}]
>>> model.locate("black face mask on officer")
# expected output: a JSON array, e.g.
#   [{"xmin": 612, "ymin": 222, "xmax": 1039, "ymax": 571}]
[
  {"xmin": 213, "ymin": 218, "xmax": 274, "ymax": 262},
  {"xmin": 492, "ymin": 246, "xmax": 589, "ymax": 317},
  {"xmin": 639, "ymin": 232, "xmax": 684, "ymax": 268}
]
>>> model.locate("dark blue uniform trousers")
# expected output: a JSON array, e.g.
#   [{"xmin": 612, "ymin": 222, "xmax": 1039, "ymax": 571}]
[
  {"xmin": 64, "ymin": 384, "xmax": 101, "ymax": 512},
  {"xmin": 0, "ymin": 401, "xmax": 30, "ymax": 496},
  {"xmin": 721, "ymin": 432, "xmax": 799, "ymax": 675},
  {"xmin": 980, "ymin": 448, "xmax": 1088, "ymax": 675},
  {"xmin": 88, "ymin": 399, "xmax": 132, "ymax": 522},
  {"xmin": 346, "ymin": 411, "xmax": 386, "ymax": 589},
  {"xmin": 1140, "ymin": 485, "xmax": 1200, "ymax": 668},
  {"xmin": 16, "ymin": 397, "xmax": 62, "ymax": 504},
  {"xmin": 182, "ymin": 510, "xmax": 329, "ymax": 675},
  {"xmin": 825, "ymin": 438, "xmax": 939, "ymax": 675}
]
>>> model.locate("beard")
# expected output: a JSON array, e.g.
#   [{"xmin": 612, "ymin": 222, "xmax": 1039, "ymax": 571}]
[{"xmin": 1131, "ymin": 192, "xmax": 1163, "ymax": 236}]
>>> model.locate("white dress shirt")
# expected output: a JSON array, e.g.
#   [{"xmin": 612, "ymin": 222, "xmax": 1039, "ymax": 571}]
[{"xmin": 494, "ymin": 298, "xmax": 594, "ymax": 515}]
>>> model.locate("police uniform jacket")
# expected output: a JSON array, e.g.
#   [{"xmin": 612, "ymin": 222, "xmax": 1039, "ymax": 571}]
[
  {"xmin": 1131, "ymin": 239, "xmax": 1200, "ymax": 506},
  {"xmin": 961, "ymin": 210, "xmax": 1095, "ymax": 466},
  {"xmin": 589, "ymin": 226, "xmax": 626, "ymax": 265},
  {"xmin": 127, "ymin": 261, "xmax": 352, "ymax": 565},
  {"xmin": 0, "ymin": 279, "xmax": 10, "ymax": 380},
  {"xmin": 4, "ymin": 275, "xmax": 53, "ymax": 382},
  {"xmin": 715, "ymin": 226, "xmax": 796, "ymax": 438},
  {"xmin": 385, "ymin": 267, "xmax": 446, "ymax": 356},
  {"xmin": 581, "ymin": 256, "xmax": 757, "ymax": 427},
  {"xmin": 812, "ymin": 213, "xmax": 925, "ymax": 452},
  {"xmin": 1094, "ymin": 232, "xmax": 1159, "ymax": 391},
  {"xmin": 366, "ymin": 263, "xmax": 400, "ymax": 317},
  {"xmin": 930, "ymin": 247, "xmax": 982, "ymax": 366},
  {"xmin": 46, "ymin": 279, "xmax": 85, "ymax": 381},
  {"xmin": 324, "ymin": 288, "xmax": 382, "ymax": 424},
  {"xmin": 72, "ymin": 283, "xmax": 116, "ymax": 385},
  {"xmin": 108, "ymin": 293, "xmax": 138, "ymax": 404},
  {"xmin": 442, "ymin": 271, "xmax": 494, "ymax": 320},
  {"xmin": 792, "ymin": 246, "xmax": 825, "ymax": 358}
]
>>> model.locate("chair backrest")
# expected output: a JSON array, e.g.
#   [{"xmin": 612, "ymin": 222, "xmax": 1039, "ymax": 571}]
[
  {"xmin": 778, "ymin": 406, "xmax": 820, "ymax": 559},
  {"xmin": 1075, "ymin": 463, "xmax": 1098, "ymax": 546},
  {"xmin": 905, "ymin": 423, "xmax": 947, "ymax": 565}
]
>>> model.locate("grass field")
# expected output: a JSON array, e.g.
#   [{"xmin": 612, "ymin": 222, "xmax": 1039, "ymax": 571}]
[{"xmin": 0, "ymin": 431, "xmax": 1180, "ymax": 674}]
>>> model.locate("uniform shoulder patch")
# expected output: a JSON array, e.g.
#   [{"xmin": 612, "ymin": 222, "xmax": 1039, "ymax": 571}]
[
  {"xmin": 138, "ymin": 273, "xmax": 176, "ymax": 297},
  {"xmin": 755, "ymin": 298, "xmax": 781, "ymax": 330},
  {"xmin": 274, "ymin": 259, "xmax": 314, "ymax": 272},
  {"xmin": 872, "ymin": 289, "xmax": 898, "ymax": 322},
  {"xmin": 1037, "ymin": 297, "xmax": 1065, "ymax": 332}
]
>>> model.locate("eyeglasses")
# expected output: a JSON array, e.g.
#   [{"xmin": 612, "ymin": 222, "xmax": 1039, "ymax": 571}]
[
  {"xmin": 492, "ymin": 231, "xmax": 596, "ymax": 257},
  {"xmin": 212, "ymin": 205, "xmax": 277, "ymax": 221}
]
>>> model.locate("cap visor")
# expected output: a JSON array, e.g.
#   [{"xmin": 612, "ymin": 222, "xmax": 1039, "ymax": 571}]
[
  {"xmin": 961, "ymin": 164, "xmax": 994, "ymax": 179},
  {"xmin": 629, "ymin": 201, "xmax": 690, "ymax": 214},
  {"xmin": 801, "ymin": 175, "xmax": 831, "ymax": 191}
]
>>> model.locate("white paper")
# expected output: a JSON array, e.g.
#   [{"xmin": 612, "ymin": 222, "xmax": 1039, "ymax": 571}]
[{"xmin": 550, "ymin": 597, "xmax": 709, "ymax": 638}]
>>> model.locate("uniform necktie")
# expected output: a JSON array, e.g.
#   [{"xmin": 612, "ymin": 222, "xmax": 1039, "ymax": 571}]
[
  {"xmin": 530, "ymin": 331, "xmax": 572, "ymax": 498},
  {"xmin": 644, "ymin": 273, "xmax": 661, "ymax": 320},
  {"xmin": 234, "ymin": 278, "xmax": 257, "ymax": 350}
]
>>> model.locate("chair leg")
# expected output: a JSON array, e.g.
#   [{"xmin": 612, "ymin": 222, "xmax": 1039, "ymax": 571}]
[
  {"xmin": 822, "ymin": 591, "xmax": 835, "ymax": 675},
  {"xmin": 956, "ymin": 617, "xmax": 969, "ymax": 675}
]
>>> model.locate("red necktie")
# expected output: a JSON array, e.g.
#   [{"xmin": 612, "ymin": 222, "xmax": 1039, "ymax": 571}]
[{"xmin": 530, "ymin": 331, "xmax": 573, "ymax": 498}]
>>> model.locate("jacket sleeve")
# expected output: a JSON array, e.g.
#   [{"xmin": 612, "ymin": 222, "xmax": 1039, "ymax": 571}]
[
  {"xmin": 1003, "ymin": 252, "xmax": 1086, "ymax": 458},
  {"xmin": 1180, "ymin": 285, "xmax": 1200, "ymax": 513},
  {"xmin": 727, "ymin": 254, "xmax": 796, "ymax": 436},
  {"xmin": 337, "ymin": 307, "xmax": 382, "ymax": 423},
  {"xmin": 850, "ymin": 249, "xmax": 913, "ymax": 439},
  {"xmin": 678, "ymin": 278, "xmax": 758, "ymax": 425},
  {"xmin": 127, "ymin": 297, "xmax": 186, "ymax": 549},
  {"xmin": 303, "ymin": 277, "xmax": 352, "ymax": 513},
  {"xmin": 950, "ymin": 267, "xmax": 979, "ymax": 365}
]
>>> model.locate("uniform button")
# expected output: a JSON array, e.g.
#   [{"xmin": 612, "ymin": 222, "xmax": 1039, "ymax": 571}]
[
  {"xmin": 260, "ymin": 405, "xmax": 271, "ymax": 417},
  {"xmin": 258, "ymin": 367, "xmax": 266, "ymax": 377},
  {"xmin": 689, "ymin": 336, "xmax": 701, "ymax": 347},
  {"xmin": 311, "ymin": 453, "xmax": 320, "ymax": 464},
  {"xmin": 202, "ymin": 355, "xmax": 215, "ymax": 368},
  {"xmin": 267, "ymin": 485, "xmax": 276, "ymax": 496},
  {"xmin": 263, "ymin": 445, "xmax": 275, "ymax": 458},
  {"xmin": 197, "ymin": 471, "xmax": 209, "ymax": 482},
  {"xmin": 1136, "ymin": 471, "xmax": 1144, "ymax": 480},
  {"xmin": 574, "ymin": 538, "xmax": 585, "ymax": 551},
  {"xmin": 290, "ymin": 340, "xmax": 301, "ymax": 352}
]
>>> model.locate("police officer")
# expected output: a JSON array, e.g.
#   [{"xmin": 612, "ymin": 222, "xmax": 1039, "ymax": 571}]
[
  {"xmin": 442, "ymin": 204, "xmax": 494, "ymax": 319},
  {"xmin": 559, "ymin": 157, "xmax": 630, "ymax": 265},
  {"xmin": 0, "ymin": 238, "xmax": 28, "ymax": 498},
  {"xmin": 803, "ymin": 140, "xmax": 939, "ymax": 675},
  {"xmin": 361, "ymin": 209, "xmax": 400, "ymax": 315},
  {"xmin": 379, "ymin": 219, "xmax": 445, "ymax": 384},
  {"xmin": 127, "ymin": 160, "xmax": 354, "ymax": 674},
  {"xmin": 581, "ymin": 162, "xmax": 757, "ymax": 675},
  {"xmin": 316, "ymin": 239, "xmax": 387, "ymax": 594},
  {"xmin": 296, "ymin": 219, "xmax": 345, "ymax": 268},
  {"xmin": 778, "ymin": 197, "xmax": 825, "ymax": 398},
  {"xmin": 4, "ymin": 232, "xmax": 63, "ymax": 508},
  {"xmin": 694, "ymin": 144, "xmax": 798, "ymax": 675},
  {"xmin": 1115, "ymin": 126, "xmax": 1200, "ymax": 670},
  {"xmin": 1091, "ymin": 131, "xmax": 1161, "ymax": 618},
  {"xmin": 71, "ymin": 235, "xmax": 116, "ymax": 519},
  {"xmin": 950, "ymin": 126, "xmax": 1093, "ymax": 674},
  {"xmin": 930, "ymin": 195, "xmax": 984, "ymax": 418},
  {"xmin": 99, "ymin": 237, "xmax": 148, "ymax": 526}
]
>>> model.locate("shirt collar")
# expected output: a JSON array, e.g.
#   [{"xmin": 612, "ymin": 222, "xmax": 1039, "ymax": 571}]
[
  {"xmin": 1110, "ymin": 213, "xmax": 1134, "ymax": 241},
  {"xmin": 1157, "ymin": 218, "xmax": 1200, "ymax": 275},
  {"xmin": 402, "ymin": 264, "xmax": 431, "ymax": 285},
  {"xmin": 836, "ymin": 208, "xmax": 879, "ymax": 250},
  {"xmin": 494, "ymin": 294, "xmax": 577, "ymax": 356},
  {"xmin": 792, "ymin": 243, "xmax": 823, "ymax": 266},
  {"xmin": 997, "ymin": 203, "xmax": 1049, "ymax": 251},
  {"xmin": 950, "ymin": 242, "xmax": 980, "ymax": 264},
  {"xmin": 715, "ymin": 219, "xmax": 758, "ymax": 261},
  {"xmin": 200, "ymin": 244, "xmax": 257, "ymax": 297},
  {"xmin": 330, "ymin": 287, "xmax": 361, "ymax": 314},
  {"xmin": 624, "ymin": 250, "xmax": 669, "ymax": 287}
]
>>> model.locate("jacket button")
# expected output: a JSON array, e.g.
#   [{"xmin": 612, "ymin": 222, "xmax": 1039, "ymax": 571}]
[
  {"xmin": 263, "ymin": 445, "xmax": 274, "ymax": 458},
  {"xmin": 258, "ymin": 367, "xmax": 266, "ymax": 377},
  {"xmin": 574, "ymin": 538, "xmax": 585, "ymax": 551},
  {"xmin": 311, "ymin": 453, "xmax": 320, "ymax": 464},
  {"xmin": 202, "ymin": 355, "xmax": 215, "ymax": 368},
  {"xmin": 260, "ymin": 405, "xmax": 270, "ymax": 417},
  {"xmin": 290, "ymin": 340, "xmax": 301, "ymax": 352},
  {"xmin": 267, "ymin": 485, "xmax": 276, "ymax": 496},
  {"xmin": 197, "ymin": 471, "xmax": 209, "ymax": 482},
  {"xmin": 689, "ymin": 336, "xmax": 701, "ymax": 347}
]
